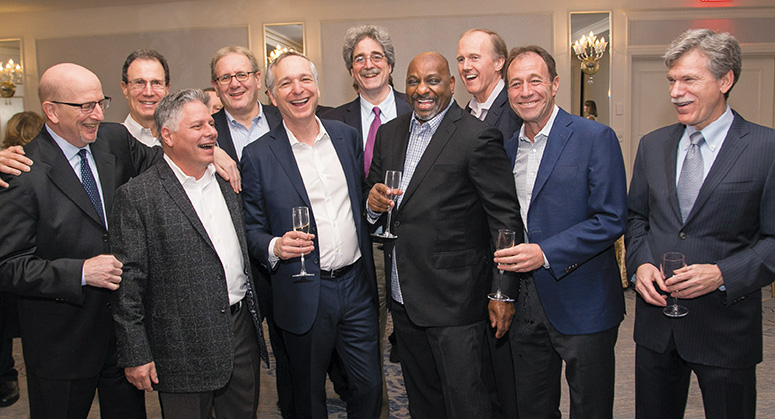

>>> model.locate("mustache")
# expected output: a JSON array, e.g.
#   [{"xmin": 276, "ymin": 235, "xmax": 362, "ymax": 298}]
[
  {"xmin": 671, "ymin": 96, "xmax": 693, "ymax": 104},
  {"xmin": 359, "ymin": 68, "xmax": 381, "ymax": 77}
]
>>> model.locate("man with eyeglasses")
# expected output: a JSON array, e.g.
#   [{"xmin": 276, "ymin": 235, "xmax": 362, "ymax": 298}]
[
  {"xmin": 120, "ymin": 49, "xmax": 170, "ymax": 147},
  {"xmin": 0, "ymin": 63, "xmax": 161, "ymax": 418},
  {"xmin": 493, "ymin": 45, "xmax": 626, "ymax": 419},
  {"xmin": 210, "ymin": 45, "xmax": 282, "ymax": 163},
  {"xmin": 320, "ymin": 25, "xmax": 411, "ymax": 419}
]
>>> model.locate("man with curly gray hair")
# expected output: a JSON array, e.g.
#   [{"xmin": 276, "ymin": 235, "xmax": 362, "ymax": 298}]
[{"xmin": 626, "ymin": 28, "xmax": 775, "ymax": 419}]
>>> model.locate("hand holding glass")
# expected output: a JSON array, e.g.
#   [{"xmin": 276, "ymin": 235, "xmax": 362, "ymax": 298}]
[
  {"xmin": 662, "ymin": 252, "xmax": 688, "ymax": 317},
  {"xmin": 372, "ymin": 170, "xmax": 402, "ymax": 239},
  {"xmin": 489, "ymin": 229, "xmax": 516, "ymax": 302},
  {"xmin": 292, "ymin": 206, "xmax": 314, "ymax": 278}
]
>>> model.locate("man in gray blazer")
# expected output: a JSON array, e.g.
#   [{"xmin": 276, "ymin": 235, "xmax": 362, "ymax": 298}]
[
  {"xmin": 626, "ymin": 29, "xmax": 775, "ymax": 418},
  {"xmin": 110, "ymin": 89, "xmax": 267, "ymax": 419}
]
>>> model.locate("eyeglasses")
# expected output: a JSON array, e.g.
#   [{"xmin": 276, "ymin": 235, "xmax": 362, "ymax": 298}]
[
  {"xmin": 353, "ymin": 53, "xmax": 385, "ymax": 67},
  {"xmin": 213, "ymin": 71, "xmax": 257, "ymax": 85},
  {"xmin": 50, "ymin": 97, "xmax": 111, "ymax": 114},
  {"xmin": 126, "ymin": 78, "xmax": 167, "ymax": 91}
]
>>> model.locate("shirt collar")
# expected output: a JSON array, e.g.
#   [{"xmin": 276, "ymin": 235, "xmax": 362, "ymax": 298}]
[
  {"xmin": 225, "ymin": 101, "xmax": 264, "ymax": 127},
  {"xmin": 285, "ymin": 117, "xmax": 330, "ymax": 147},
  {"xmin": 519, "ymin": 104, "xmax": 560, "ymax": 143},
  {"xmin": 685, "ymin": 105, "xmax": 733, "ymax": 151},
  {"xmin": 123, "ymin": 114, "xmax": 154, "ymax": 136},
  {"xmin": 468, "ymin": 79, "xmax": 504, "ymax": 114},
  {"xmin": 410, "ymin": 100, "xmax": 454, "ymax": 132},
  {"xmin": 46, "ymin": 124, "xmax": 90, "ymax": 160},
  {"xmin": 359, "ymin": 86, "xmax": 395, "ymax": 115},
  {"xmin": 163, "ymin": 153, "xmax": 216, "ymax": 185}
]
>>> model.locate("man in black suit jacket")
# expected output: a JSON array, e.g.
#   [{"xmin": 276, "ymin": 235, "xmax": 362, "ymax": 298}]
[
  {"xmin": 110, "ymin": 89, "xmax": 267, "ymax": 419},
  {"xmin": 210, "ymin": 46, "xmax": 283, "ymax": 162},
  {"xmin": 456, "ymin": 28, "xmax": 522, "ymax": 419},
  {"xmin": 626, "ymin": 29, "xmax": 775, "ymax": 419},
  {"xmin": 320, "ymin": 24, "xmax": 412, "ymax": 418},
  {"xmin": 366, "ymin": 52, "xmax": 522, "ymax": 419},
  {"xmin": 0, "ymin": 63, "xmax": 159, "ymax": 418}
]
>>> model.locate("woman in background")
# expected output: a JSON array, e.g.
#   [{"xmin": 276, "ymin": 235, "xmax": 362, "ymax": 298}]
[
  {"xmin": 584, "ymin": 100, "xmax": 598, "ymax": 121},
  {"xmin": 2, "ymin": 111, "xmax": 45, "ymax": 148}
]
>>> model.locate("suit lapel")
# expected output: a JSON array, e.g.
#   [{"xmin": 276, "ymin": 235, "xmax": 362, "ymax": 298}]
[
  {"xmin": 157, "ymin": 161, "xmax": 215, "ymax": 249},
  {"xmin": 684, "ymin": 113, "xmax": 750, "ymax": 224},
  {"xmin": 343, "ymin": 98, "xmax": 363, "ymax": 138},
  {"xmin": 266, "ymin": 126, "xmax": 312, "ymax": 207},
  {"xmin": 90, "ymin": 140, "xmax": 116, "ymax": 221},
  {"xmin": 531, "ymin": 109, "xmax": 572, "ymax": 200},
  {"xmin": 213, "ymin": 109, "xmax": 238, "ymax": 162},
  {"xmin": 400, "ymin": 105, "xmax": 459, "ymax": 207},
  {"xmin": 663, "ymin": 124, "xmax": 683, "ymax": 222},
  {"xmin": 483, "ymin": 88, "xmax": 507, "ymax": 127},
  {"xmin": 39, "ymin": 131, "xmax": 106, "ymax": 228}
]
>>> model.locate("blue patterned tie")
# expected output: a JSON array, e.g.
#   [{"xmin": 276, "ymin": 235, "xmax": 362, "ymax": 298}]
[
  {"xmin": 77, "ymin": 149, "xmax": 105, "ymax": 226},
  {"xmin": 677, "ymin": 131, "xmax": 705, "ymax": 222}
]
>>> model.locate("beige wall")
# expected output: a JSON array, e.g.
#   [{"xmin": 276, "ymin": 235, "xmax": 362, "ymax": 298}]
[{"xmin": 1, "ymin": 0, "xmax": 774, "ymax": 171}]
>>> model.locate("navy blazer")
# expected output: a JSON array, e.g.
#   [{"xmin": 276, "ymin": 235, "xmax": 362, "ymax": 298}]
[
  {"xmin": 504, "ymin": 108, "xmax": 627, "ymax": 335},
  {"xmin": 320, "ymin": 90, "xmax": 412, "ymax": 139},
  {"xmin": 465, "ymin": 86, "xmax": 522, "ymax": 142},
  {"xmin": 213, "ymin": 104, "xmax": 282, "ymax": 162},
  {"xmin": 626, "ymin": 111, "xmax": 775, "ymax": 368},
  {"xmin": 240, "ymin": 119, "xmax": 377, "ymax": 335}
]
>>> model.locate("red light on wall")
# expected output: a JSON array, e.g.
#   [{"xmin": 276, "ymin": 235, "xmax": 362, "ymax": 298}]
[{"xmin": 700, "ymin": 0, "xmax": 732, "ymax": 2}]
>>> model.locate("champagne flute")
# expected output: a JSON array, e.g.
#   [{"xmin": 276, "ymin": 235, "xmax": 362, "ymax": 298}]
[
  {"xmin": 372, "ymin": 170, "xmax": 402, "ymax": 239},
  {"xmin": 662, "ymin": 252, "xmax": 688, "ymax": 317},
  {"xmin": 292, "ymin": 206, "xmax": 314, "ymax": 278},
  {"xmin": 489, "ymin": 229, "xmax": 516, "ymax": 302}
]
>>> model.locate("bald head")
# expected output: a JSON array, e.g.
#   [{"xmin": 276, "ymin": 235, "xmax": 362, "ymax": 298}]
[
  {"xmin": 39, "ymin": 63, "xmax": 106, "ymax": 148},
  {"xmin": 405, "ymin": 52, "xmax": 455, "ymax": 122}
]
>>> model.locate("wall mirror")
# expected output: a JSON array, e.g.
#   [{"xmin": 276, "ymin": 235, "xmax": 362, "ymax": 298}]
[
  {"xmin": 0, "ymin": 38, "xmax": 25, "ymax": 143},
  {"xmin": 570, "ymin": 12, "xmax": 610, "ymax": 126},
  {"xmin": 264, "ymin": 23, "xmax": 304, "ymax": 67}
]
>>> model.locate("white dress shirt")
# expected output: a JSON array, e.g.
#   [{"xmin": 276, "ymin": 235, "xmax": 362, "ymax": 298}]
[
  {"xmin": 467, "ymin": 79, "xmax": 505, "ymax": 121},
  {"xmin": 359, "ymin": 87, "xmax": 399, "ymax": 148},
  {"xmin": 123, "ymin": 114, "xmax": 159, "ymax": 147},
  {"xmin": 164, "ymin": 154, "xmax": 247, "ymax": 305}
]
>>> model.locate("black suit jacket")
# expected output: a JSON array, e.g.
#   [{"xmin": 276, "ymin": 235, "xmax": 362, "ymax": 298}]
[
  {"xmin": 365, "ymin": 102, "xmax": 522, "ymax": 327},
  {"xmin": 465, "ymin": 86, "xmax": 522, "ymax": 141},
  {"xmin": 213, "ymin": 104, "xmax": 282, "ymax": 162},
  {"xmin": 320, "ymin": 90, "xmax": 412, "ymax": 139},
  {"xmin": 110, "ymin": 159, "xmax": 267, "ymax": 393},
  {"xmin": 0, "ymin": 123, "xmax": 159, "ymax": 379},
  {"xmin": 626, "ymin": 111, "xmax": 775, "ymax": 368}
]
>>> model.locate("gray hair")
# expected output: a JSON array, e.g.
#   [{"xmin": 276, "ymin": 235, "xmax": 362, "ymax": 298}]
[
  {"xmin": 342, "ymin": 25, "xmax": 396, "ymax": 72},
  {"xmin": 154, "ymin": 89, "xmax": 209, "ymax": 136},
  {"xmin": 664, "ymin": 29, "xmax": 741, "ymax": 99},
  {"xmin": 265, "ymin": 51, "xmax": 319, "ymax": 95},
  {"xmin": 210, "ymin": 45, "xmax": 260, "ymax": 81}
]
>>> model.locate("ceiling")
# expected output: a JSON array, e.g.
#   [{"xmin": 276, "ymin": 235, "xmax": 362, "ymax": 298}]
[{"xmin": 0, "ymin": 0, "xmax": 187, "ymax": 14}]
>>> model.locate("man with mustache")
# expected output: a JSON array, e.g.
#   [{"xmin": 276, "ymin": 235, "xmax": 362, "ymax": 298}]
[
  {"xmin": 120, "ymin": 49, "xmax": 170, "ymax": 147},
  {"xmin": 366, "ymin": 51, "xmax": 521, "ymax": 419},
  {"xmin": 321, "ymin": 24, "xmax": 412, "ymax": 418},
  {"xmin": 626, "ymin": 29, "xmax": 775, "ymax": 418}
]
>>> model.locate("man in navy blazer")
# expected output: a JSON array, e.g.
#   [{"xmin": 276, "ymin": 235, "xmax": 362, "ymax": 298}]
[
  {"xmin": 626, "ymin": 29, "xmax": 775, "ymax": 419},
  {"xmin": 495, "ymin": 46, "xmax": 627, "ymax": 419},
  {"xmin": 241, "ymin": 51, "xmax": 381, "ymax": 419}
]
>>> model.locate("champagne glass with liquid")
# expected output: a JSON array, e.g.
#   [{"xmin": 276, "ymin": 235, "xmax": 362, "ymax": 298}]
[
  {"xmin": 489, "ymin": 229, "xmax": 516, "ymax": 302},
  {"xmin": 662, "ymin": 252, "xmax": 688, "ymax": 317},
  {"xmin": 373, "ymin": 170, "xmax": 402, "ymax": 239},
  {"xmin": 292, "ymin": 206, "xmax": 314, "ymax": 278}
]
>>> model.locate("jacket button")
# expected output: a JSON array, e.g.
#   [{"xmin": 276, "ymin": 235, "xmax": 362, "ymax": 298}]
[
  {"xmin": 221, "ymin": 306, "xmax": 228, "ymax": 313},
  {"xmin": 679, "ymin": 232, "xmax": 687, "ymax": 240},
  {"xmin": 394, "ymin": 220, "xmax": 400, "ymax": 227},
  {"xmin": 103, "ymin": 233, "xmax": 109, "ymax": 242}
]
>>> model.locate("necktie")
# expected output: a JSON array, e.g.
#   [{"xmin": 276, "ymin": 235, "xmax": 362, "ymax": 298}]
[
  {"xmin": 364, "ymin": 107, "xmax": 381, "ymax": 177},
  {"xmin": 677, "ymin": 131, "xmax": 705, "ymax": 222},
  {"xmin": 78, "ymin": 149, "xmax": 105, "ymax": 226}
]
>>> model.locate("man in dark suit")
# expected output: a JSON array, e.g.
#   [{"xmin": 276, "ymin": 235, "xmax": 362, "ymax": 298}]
[
  {"xmin": 365, "ymin": 51, "xmax": 522, "ymax": 419},
  {"xmin": 210, "ymin": 45, "xmax": 282, "ymax": 162},
  {"xmin": 626, "ymin": 29, "xmax": 775, "ymax": 419},
  {"xmin": 457, "ymin": 29, "xmax": 522, "ymax": 142},
  {"xmin": 494, "ymin": 45, "xmax": 627, "ymax": 419},
  {"xmin": 321, "ymin": 24, "xmax": 412, "ymax": 417},
  {"xmin": 0, "ymin": 63, "xmax": 158, "ymax": 418},
  {"xmin": 456, "ymin": 28, "xmax": 522, "ymax": 419},
  {"xmin": 110, "ymin": 89, "xmax": 268, "ymax": 419},
  {"xmin": 241, "ymin": 51, "xmax": 381, "ymax": 419}
]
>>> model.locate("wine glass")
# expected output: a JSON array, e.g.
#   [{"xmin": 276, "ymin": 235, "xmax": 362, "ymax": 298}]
[
  {"xmin": 292, "ymin": 206, "xmax": 314, "ymax": 278},
  {"xmin": 662, "ymin": 252, "xmax": 688, "ymax": 317},
  {"xmin": 489, "ymin": 229, "xmax": 516, "ymax": 302},
  {"xmin": 372, "ymin": 170, "xmax": 402, "ymax": 239}
]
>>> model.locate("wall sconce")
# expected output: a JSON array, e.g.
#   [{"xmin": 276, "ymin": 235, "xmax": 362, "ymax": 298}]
[
  {"xmin": 572, "ymin": 32, "xmax": 607, "ymax": 84},
  {"xmin": 0, "ymin": 59, "xmax": 23, "ymax": 98}
]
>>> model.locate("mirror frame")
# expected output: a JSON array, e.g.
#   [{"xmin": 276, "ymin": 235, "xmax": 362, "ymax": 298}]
[
  {"xmin": 263, "ymin": 22, "xmax": 305, "ymax": 67},
  {"xmin": 569, "ymin": 11, "xmax": 611, "ymax": 125}
]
